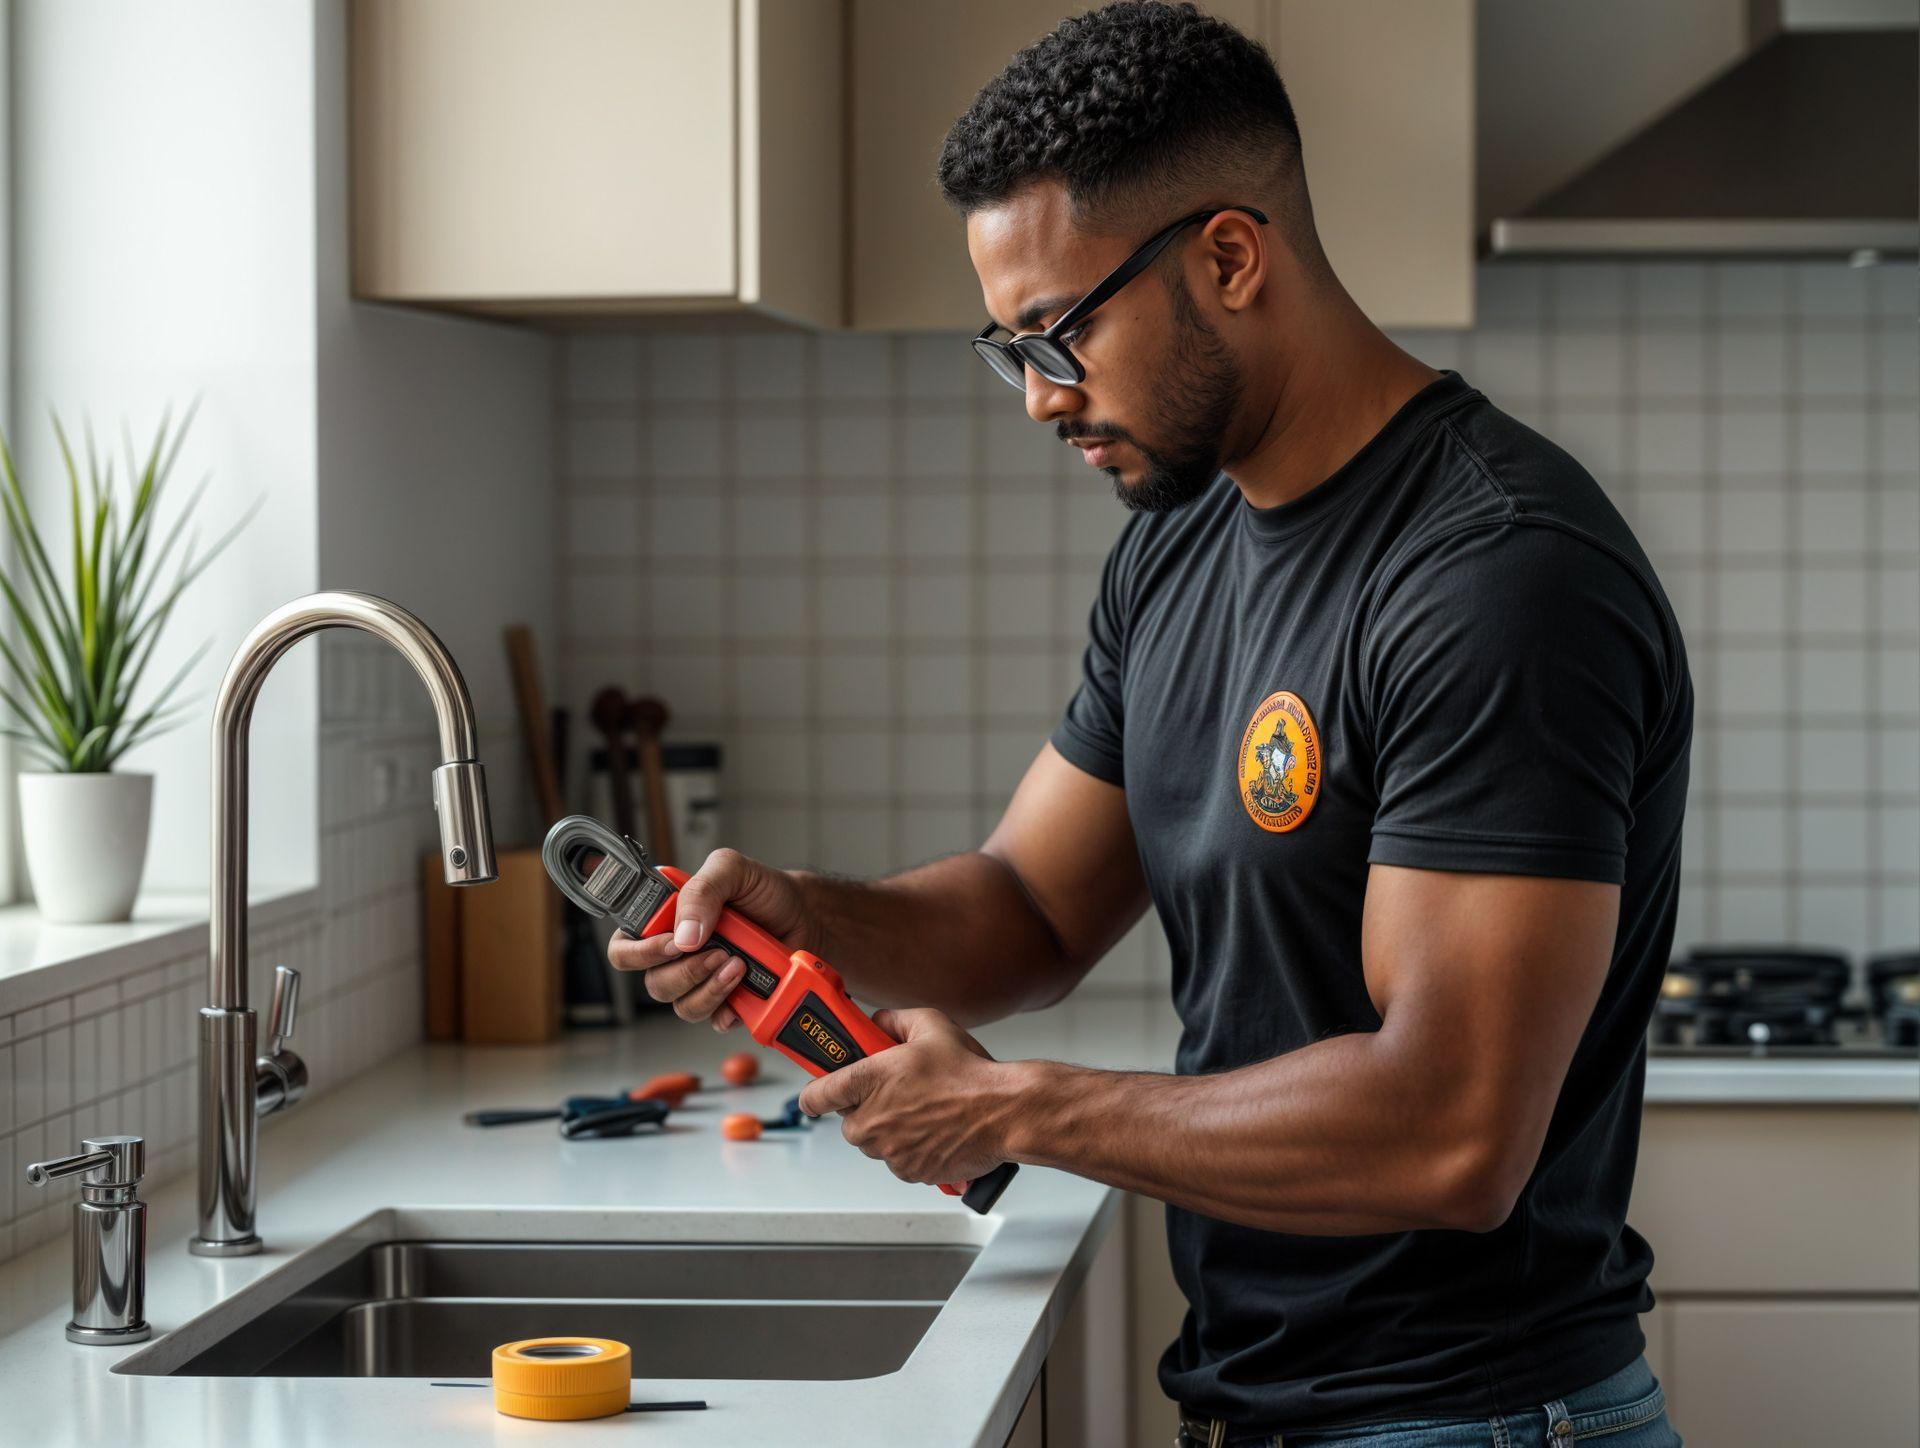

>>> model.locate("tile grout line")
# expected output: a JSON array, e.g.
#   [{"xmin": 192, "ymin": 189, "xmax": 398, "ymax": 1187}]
[
  {"xmin": 1704, "ymin": 263, "xmax": 1735, "ymax": 937},
  {"xmin": 1781, "ymin": 269, "xmax": 1805, "ymax": 940}
]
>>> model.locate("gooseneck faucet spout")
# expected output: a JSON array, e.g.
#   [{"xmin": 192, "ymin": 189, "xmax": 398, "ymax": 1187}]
[{"xmin": 191, "ymin": 591, "xmax": 496, "ymax": 1257}]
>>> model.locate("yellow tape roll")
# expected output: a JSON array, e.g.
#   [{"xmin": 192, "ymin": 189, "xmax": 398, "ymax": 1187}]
[{"xmin": 492, "ymin": 1337, "xmax": 632, "ymax": 1421}]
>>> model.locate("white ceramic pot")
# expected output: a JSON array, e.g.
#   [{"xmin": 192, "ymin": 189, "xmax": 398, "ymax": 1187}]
[{"xmin": 18, "ymin": 772, "xmax": 154, "ymax": 924}]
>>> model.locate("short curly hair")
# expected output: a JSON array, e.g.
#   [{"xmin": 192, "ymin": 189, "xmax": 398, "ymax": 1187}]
[{"xmin": 938, "ymin": 2, "xmax": 1314, "ymax": 252}]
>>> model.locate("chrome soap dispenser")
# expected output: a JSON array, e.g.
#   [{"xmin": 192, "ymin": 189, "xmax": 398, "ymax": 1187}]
[{"xmin": 25, "ymin": 1133, "xmax": 151, "ymax": 1344}]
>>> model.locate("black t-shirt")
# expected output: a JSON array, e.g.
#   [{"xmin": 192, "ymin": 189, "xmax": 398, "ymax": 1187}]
[{"xmin": 1050, "ymin": 371, "xmax": 1693, "ymax": 1431}]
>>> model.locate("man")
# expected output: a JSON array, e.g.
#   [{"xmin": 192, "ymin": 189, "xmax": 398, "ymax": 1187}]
[{"xmin": 613, "ymin": 5, "xmax": 1691, "ymax": 1444}]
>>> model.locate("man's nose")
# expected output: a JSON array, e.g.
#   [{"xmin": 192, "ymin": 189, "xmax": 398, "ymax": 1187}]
[{"xmin": 1023, "ymin": 368, "xmax": 1083, "ymax": 425}]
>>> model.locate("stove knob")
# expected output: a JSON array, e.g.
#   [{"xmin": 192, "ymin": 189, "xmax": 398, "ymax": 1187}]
[{"xmin": 1747, "ymin": 1021, "xmax": 1772, "ymax": 1046}]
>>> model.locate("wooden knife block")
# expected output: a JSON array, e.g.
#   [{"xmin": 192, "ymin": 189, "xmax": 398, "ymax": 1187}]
[{"xmin": 422, "ymin": 847, "xmax": 561, "ymax": 1044}]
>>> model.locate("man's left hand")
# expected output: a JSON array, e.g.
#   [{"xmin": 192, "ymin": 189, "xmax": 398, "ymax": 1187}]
[{"xmin": 796, "ymin": 1008, "xmax": 1025, "ymax": 1185}]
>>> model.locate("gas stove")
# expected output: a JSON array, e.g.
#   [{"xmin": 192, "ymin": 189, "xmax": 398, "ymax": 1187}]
[{"xmin": 1651, "ymin": 947, "xmax": 1920, "ymax": 1060}]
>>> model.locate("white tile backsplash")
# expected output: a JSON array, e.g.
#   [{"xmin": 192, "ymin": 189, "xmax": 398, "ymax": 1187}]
[
  {"xmin": 647, "ymin": 333, "xmax": 724, "ymax": 403},
  {"xmin": 649, "ymin": 413, "xmax": 726, "ymax": 478},
  {"xmin": 1797, "ymin": 410, "xmax": 1872, "ymax": 473}
]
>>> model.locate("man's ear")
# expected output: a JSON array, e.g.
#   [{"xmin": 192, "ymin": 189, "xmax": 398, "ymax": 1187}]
[{"xmin": 1202, "ymin": 210, "xmax": 1268, "ymax": 314}]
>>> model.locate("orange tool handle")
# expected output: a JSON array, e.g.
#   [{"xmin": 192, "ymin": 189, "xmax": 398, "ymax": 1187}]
[{"xmin": 639, "ymin": 867, "xmax": 1017, "ymax": 1213}]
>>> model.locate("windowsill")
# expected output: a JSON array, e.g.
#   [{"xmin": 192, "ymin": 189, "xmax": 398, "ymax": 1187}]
[{"xmin": 0, "ymin": 884, "xmax": 321, "ymax": 1017}]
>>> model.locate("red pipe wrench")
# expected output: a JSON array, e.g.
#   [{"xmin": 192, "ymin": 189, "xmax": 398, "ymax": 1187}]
[{"xmin": 543, "ymin": 816, "xmax": 1018, "ymax": 1213}]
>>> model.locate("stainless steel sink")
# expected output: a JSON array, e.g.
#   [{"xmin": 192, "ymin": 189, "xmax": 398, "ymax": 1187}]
[{"xmin": 118, "ymin": 1227, "xmax": 983, "ymax": 1380}]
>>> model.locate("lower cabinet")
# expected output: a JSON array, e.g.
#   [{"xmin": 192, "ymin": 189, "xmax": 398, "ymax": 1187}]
[
  {"xmin": 1654, "ymin": 1298, "xmax": 1919, "ymax": 1447},
  {"xmin": 1633, "ymin": 1104, "xmax": 1920, "ymax": 1448},
  {"xmin": 1118, "ymin": 1102, "xmax": 1920, "ymax": 1448}
]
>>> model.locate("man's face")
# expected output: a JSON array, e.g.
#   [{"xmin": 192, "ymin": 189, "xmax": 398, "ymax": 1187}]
[{"xmin": 967, "ymin": 184, "xmax": 1243, "ymax": 513}]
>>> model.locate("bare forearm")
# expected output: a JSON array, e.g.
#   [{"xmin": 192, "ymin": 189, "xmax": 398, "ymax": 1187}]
[
  {"xmin": 1003, "ymin": 1032, "xmax": 1512, "ymax": 1235},
  {"xmin": 792, "ymin": 852, "xmax": 1075, "ymax": 1026}
]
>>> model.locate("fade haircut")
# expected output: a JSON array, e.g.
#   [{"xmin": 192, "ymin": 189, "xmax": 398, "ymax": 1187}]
[{"xmin": 937, "ymin": 2, "xmax": 1324, "ymax": 274}]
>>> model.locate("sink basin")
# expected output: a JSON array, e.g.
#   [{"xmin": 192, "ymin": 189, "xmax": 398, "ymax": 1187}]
[{"xmin": 117, "ymin": 1211, "xmax": 987, "ymax": 1381}]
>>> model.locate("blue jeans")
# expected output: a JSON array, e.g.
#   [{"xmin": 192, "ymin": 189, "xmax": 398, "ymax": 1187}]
[{"xmin": 1178, "ymin": 1356, "xmax": 1681, "ymax": 1447}]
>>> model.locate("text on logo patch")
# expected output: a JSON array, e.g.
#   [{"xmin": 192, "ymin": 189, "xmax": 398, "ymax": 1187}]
[{"xmin": 1236, "ymin": 690, "xmax": 1321, "ymax": 833}]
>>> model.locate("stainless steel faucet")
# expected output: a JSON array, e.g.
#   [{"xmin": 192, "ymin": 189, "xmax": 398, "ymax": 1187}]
[
  {"xmin": 190, "ymin": 592, "xmax": 497, "ymax": 1257},
  {"xmin": 26, "ymin": 1134, "xmax": 151, "ymax": 1343}
]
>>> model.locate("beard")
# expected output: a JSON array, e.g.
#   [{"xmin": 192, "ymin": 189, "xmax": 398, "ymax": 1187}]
[{"xmin": 1059, "ymin": 279, "xmax": 1244, "ymax": 514}]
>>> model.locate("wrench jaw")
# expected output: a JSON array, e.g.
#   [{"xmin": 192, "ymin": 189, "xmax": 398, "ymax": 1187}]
[{"xmin": 542, "ymin": 815, "xmax": 677, "ymax": 936}]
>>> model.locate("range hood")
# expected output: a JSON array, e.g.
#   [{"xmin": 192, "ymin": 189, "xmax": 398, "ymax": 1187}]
[{"xmin": 1489, "ymin": 25, "xmax": 1918, "ymax": 259}]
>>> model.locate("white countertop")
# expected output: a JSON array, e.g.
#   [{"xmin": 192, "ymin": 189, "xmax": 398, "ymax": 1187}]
[
  {"xmin": 0, "ymin": 1014, "xmax": 1115, "ymax": 1448},
  {"xmin": 1, "ymin": 992, "xmax": 1912, "ymax": 1448}
]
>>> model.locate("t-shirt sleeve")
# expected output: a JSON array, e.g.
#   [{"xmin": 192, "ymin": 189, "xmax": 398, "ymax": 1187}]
[
  {"xmin": 1049, "ymin": 520, "xmax": 1140, "ymax": 786},
  {"xmin": 1362, "ymin": 521, "xmax": 1675, "ymax": 884}
]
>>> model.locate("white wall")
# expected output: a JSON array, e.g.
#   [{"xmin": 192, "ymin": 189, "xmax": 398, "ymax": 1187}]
[
  {"xmin": 6, "ymin": 0, "xmax": 556, "ymax": 910},
  {"xmin": 0, "ymin": 4, "xmax": 16, "ymax": 900},
  {"xmin": 9, "ymin": 0, "xmax": 321, "ymax": 895}
]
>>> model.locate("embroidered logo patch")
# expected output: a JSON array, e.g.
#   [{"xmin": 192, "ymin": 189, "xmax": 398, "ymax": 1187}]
[{"xmin": 1237, "ymin": 691, "xmax": 1321, "ymax": 833}]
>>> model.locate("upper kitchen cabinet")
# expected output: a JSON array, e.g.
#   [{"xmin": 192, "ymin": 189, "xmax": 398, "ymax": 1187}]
[
  {"xmin": 1271, "ymin": 1, "xmax": 1474, "ymax": 328},
  {"xmin": 350, "ymin": 0, "xmax": 844, "ymax": 326},
  {"xmin": 848, "ymin": 0, "xmax": 1474, "ymax": 331}
]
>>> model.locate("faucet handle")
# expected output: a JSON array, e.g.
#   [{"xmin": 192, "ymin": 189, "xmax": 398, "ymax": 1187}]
[
  {"xmin": 27, "ymin": 1134, "xmax": 145, "ymax": 1189},
  {"xmin": 267, "ymin": 964, "xmax": 301, "ymax": 1053}
]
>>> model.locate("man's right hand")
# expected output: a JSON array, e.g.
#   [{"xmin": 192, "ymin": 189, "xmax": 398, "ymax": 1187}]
[{"xmin": 605, "ymin": 847, "xmax": 815, "ymax": 1031}]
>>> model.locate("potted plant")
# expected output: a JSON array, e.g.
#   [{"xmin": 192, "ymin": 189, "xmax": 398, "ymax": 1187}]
[{"xmin": 0, "ymin": 408, "xmax": 252, "ymax": 922}]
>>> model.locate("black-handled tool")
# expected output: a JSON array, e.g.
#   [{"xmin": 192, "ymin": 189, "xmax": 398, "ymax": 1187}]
[{"xmin": 463, "ymin": 1095, "xmax": 670, "ymax": 1139}]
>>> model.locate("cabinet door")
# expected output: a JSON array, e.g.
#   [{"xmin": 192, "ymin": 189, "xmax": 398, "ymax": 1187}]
[
  {"xmin": 848, "ymin": 1, "xmax": 1261, "ymax": 332},
  {"xmin": 1128, "ymin": 1190, "xmax": 1187, "ymax": 1448},
  {"xmin": 353, "ymin": 0, "xmax": 737, "ymax": 303},
  {"xmin": 1668, "ymin": 1299, "xmax": 1920, "ymax": 1448},
  {"xmin": 1633, "ymin": 1106, "xmax": 1920, "ymax": 1294},
  {"xmin": 1270, "ymin": 0, "xmax": 1474, "ymax": 328},
  {"xmin": 1048, "ymin": 1203, "xmax": 1129, "ymax": 1448}
]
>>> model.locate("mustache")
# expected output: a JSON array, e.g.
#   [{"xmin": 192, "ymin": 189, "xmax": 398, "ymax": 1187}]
[{"xmin": 1056, "ymin": 423, "xmax": 1134, "ymax": 447}]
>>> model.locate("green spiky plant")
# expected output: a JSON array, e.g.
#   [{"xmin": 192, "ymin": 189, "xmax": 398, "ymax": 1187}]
[{"xmin": 0, "ymin": 405, "xmax": 256, "ymax": 773}]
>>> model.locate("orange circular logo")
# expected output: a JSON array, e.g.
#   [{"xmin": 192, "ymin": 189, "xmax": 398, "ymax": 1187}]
[{"xmin": 1237, "ymin": 691, "xmax": 1322, "ymax": 833}]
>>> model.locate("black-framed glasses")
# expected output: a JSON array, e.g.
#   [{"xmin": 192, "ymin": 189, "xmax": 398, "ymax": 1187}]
[{"xmin": 970, "ymin": 205, "xmax": 1269, "ymax": 391}]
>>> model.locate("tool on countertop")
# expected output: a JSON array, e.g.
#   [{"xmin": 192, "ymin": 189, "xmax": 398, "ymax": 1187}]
[
  {"xmin": 541, "ymin": 815, "xmax": 1020, "ymax": 1214},
  {"xmin": 633, "ymin": 1070, "xmax": 701, "ymax": 1106},
  {"xmin": 560, "ymin": 1098, "xmax": 671, "ymax": 1139},
  {"xmin": 463, "ymin": 1094, "xmax": 670, "ymax": 1139},
  {"xmin": 762, "ymin": 1093, "xmax": 810, "ymax": 1130}
]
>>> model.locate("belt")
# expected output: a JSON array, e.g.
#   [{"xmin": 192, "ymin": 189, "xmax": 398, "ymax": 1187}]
[{"xmin": 1176, "ymin": 1408, "xmax": 1281, "ymax": 1447}]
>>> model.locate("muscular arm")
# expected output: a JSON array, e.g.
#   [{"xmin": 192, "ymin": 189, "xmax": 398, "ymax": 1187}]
[
  {"xmin": 798, "ymin": 744, "xmax": 1148, "ymax": 1023},
  {"xmin": 644, "ymin": 743, "xmax": 1148, "ymax": 1028},
  {"xmin": 1016, "ymin": 866, "xmax": 1618, "ymax": 1232},
  {"xmin": 804, "ymin": 863, "xmax": 1620, "ymax": 1235}
]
